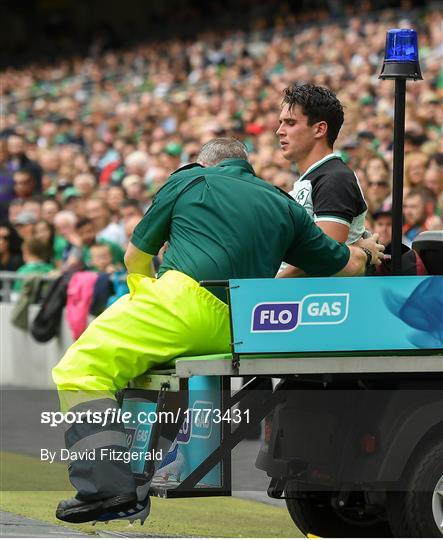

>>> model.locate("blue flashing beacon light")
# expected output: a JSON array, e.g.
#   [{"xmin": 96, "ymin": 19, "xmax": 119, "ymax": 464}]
[
  {"xmin": 378, "ymin": 29, "xmax": 423, "ymax": 275},
  {"xmin": 379, "ymin": 29, "xmax": 422, "ymax": 80}
]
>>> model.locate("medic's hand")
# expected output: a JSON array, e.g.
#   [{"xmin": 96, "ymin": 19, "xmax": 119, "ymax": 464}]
[{"xmin": 359, "ymin": 233, "xmax": 385, "ymax": 266}]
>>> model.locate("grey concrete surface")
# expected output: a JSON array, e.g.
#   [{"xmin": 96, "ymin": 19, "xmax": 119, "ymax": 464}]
[{"xmin": 0, "ymin": 511, "xmax": 85, "ymax": 537}]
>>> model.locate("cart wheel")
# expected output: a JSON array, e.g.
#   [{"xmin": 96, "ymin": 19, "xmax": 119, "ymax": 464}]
[
  {"xmin": 285, "ymin": 485, "xmax": 392, "ymax": 538},
  {"xmin": 387, "ymin": 439, "xmax": 443, "ymax": 537}
]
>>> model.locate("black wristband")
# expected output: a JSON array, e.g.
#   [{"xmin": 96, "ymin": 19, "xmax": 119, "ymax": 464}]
[{"xmin": 360, "ymin": 246, "xmax": 373, "ymax": 268}]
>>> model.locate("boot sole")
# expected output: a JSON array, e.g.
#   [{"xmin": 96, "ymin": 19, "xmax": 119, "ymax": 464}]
[{"xmin": 56, "ymin": 494, "xmax": 137, "ymax": 524}]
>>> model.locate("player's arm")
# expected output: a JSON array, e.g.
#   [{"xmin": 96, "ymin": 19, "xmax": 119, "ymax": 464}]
[
  {"xmin": 124, "ymin": 242, "xmax": 155, "ymax": 277},
  {"xmin": 316, "ymin": 220, "xmax": 349, "ymax": 242}
]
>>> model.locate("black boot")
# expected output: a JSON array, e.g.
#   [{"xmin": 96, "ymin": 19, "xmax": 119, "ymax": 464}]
[{"xmin": 56, "ymin": 493, "xmax": 137, "ymax": 523}]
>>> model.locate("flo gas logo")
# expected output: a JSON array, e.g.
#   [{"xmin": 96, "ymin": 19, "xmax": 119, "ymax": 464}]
[
  {"xmin": 251, "ymin": 294, "xmax": 349, "ymax": 332},
  {"xmin": 251, "ymin": 302, "xmax": 300, "ymax": 332}
]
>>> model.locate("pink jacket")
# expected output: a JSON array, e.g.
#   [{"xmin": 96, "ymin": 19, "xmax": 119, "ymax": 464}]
[{"xmin": 66, "ymin": 271, "xmax": 98, "ymax": 340}]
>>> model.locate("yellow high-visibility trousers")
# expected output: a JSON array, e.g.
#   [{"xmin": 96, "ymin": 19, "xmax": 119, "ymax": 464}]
[
  {"xmin": 52, "ymin": 271, "xmax": 231, "ymax": 501},
  {"xmin": 53, "ymin": 270, "xmax": 230, "ymax": 402}
]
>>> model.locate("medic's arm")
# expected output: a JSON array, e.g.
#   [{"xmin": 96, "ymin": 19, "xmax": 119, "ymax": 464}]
[{"xmin": 124, "ymin": 242, "xmax": 155, "ymax": 277}]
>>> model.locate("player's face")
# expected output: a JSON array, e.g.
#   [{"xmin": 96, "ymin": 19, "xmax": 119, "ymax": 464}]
[{"xmin": 276, "ymin": 104, "xmax": 316, "ymax": 162}]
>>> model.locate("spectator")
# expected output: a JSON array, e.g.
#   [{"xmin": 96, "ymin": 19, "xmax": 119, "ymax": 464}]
[
  {"xmin": 372, "ymin": 210, "xmax": 392, "ymax": 247},
  {"xmin": 88, "ymin": 243, "xmax": 128, "ymax": 308},
  {"xmin": 39, "ymin": 149, "xmax": 61, "ymax": 192},
  {"xmin": 13, "ymin": 238, "xmax": 54, "ymax": 292},
  {"xmin": 76, "ymin": 217, "xmax": 125, "ymax": 268},
  {"xmin": 404, "ymin": 152, "xmax": 428, "ymax": 189},
  {"xmin": 34, "ymin": 219, "xmax": 55, "ymax": 263},
  {"xmin": 85, "ymin": 197, "xmax": 126, "ymax": 247},
  {"xmin": 107, "ymin": 186, "xmax": 126, "ymax": 220},
  {"xmin": 22, "ymin": 196, "xmax": 42, "ymax": 221},
  {"xmin": 89, "ymin": 243, "xmax": 116, "ymax": 273},
  {"xmin": 161, "ymin": 143, "xmax": 183, "ymax": 172},
  {"xmin": 122, "ymin": 175, "xmax": 145, "ymax": 203},
  {"xmin": 424, "ymin": 166, "xmax": 443, "ymax": 198},
  {"xmin": 41, "ymin": 198, "xmax": 61, "ymax": 224},
  {"xmin": 7, "ymin": 199, "xmax": 24, "ymax": 226},
  {"xmin": 404, "ymin": 131, "xmax": 428, "ymax": 155},
  {"xmin": 0, "ymin": 141, "xmax": 14, "ymax": 220},
  {"xmin": 53, "ymin": 210, "xmax": 82, "ymax": 270},
  {"xmin": 73, "ymin": 173, "xmax": 96, "ymax": 201},
  {"xmin": 124, "ymin": 151, "xmax": 150, "ymax": 182},
  {"xmin": 62, "ymin": 187, "xmax": 82, "ymax": 217},
  {"xmin": 0, "ymin": 221, "xmax": 23, "ymax": 272},
  {"xmin": 119, "ymin": 199, "xmax": 143, "ymax": 226},
  {"xmin": 364, "ymin": 156, "xmax": 392, "ymax": 214},
  {"xmin": 14, "ymin": 211, "xmax": 37, "ymax": 241},
  {"xmin": 13, "ymin": 167, "xmax": 39, "ymax": 199},
  {"xmin": 403, "ymin": 187, "xmax": 438, "ymax": 245},
  {"xmin": 6, "ymin": 134, "xmax": 42, "ymax": 189},
  {"xmin": 374, "ymin": 117, "xmax": 393, "ymax": 158}
]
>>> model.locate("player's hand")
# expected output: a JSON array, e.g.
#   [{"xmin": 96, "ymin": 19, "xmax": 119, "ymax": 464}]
[{"xmin": 359, "ymin": 233, "xmax": 385, "ymax": 265}]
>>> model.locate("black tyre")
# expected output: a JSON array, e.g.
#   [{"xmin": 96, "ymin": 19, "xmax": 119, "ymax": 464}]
[
  {"xmin": 285, "ymin": 486, "xmax": 392, "ymax": 538},
  {"xmin": 387, "ymin": 439, "xmax": 443, "ymax": 537}
]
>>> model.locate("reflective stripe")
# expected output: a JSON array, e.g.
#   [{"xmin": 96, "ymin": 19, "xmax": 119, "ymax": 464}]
[
  {"xmin": 70, "ymin": 398, "xmax": 119, "ymax": 415},
  {"xmin": 65, "ymin": 416, "xmax": 126, "ymax": 449},
  {"xmin": 58, "ymin": 390, "xmax": 117, "ymax": 414},
  {"xmin": 69, "ymin": 430, "xmax": 128, "ymax": 454}
]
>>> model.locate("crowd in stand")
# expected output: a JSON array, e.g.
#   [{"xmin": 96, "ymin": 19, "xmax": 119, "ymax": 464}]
[{"xmin": 0, "ymin": 2, "xmax": 442, "ymax": 292}]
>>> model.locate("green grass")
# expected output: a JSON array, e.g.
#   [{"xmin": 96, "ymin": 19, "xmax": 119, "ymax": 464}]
[{"xmin": 0, "ymin": 452, "xmax": 302, "ymax": 537}]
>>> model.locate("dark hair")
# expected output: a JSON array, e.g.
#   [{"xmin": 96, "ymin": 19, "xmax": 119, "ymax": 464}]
[
  {"xmin": 42, "ymin": 196, "xmax": 61, "ymax": 209},
  {"xmin": 14, "ymin": 165, "xmax": 37, "ymax": 182},
  {"xmin": 406, "ymin": 186, "xmax": 437, "ymax": 206},
  {"xmin": 0, "ymin": 220, "xmax": 22, "ymax": 254},
  {"xmin": 428, "ymin": 153, "xmax": 443, "ymax": 168},
  {"xmin": 282, "ymin": 83, "xmax": 344, "ymax": 147},
  {"xmin": 76, "ymin": 217, "xmax": 94, "ymax": 230},
  {"xmin": 120, "ymin": 199, "xmax": 141, "ymax": 210},
  {"xmin": 120, "ymin": 199, "xmax": 143, "ymax": 211},
  {"xmin": 35, "ymin": 219, "xmax": 55, "ymax": 262}
]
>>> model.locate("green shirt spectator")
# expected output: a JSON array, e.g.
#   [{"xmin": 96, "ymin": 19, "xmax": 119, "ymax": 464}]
[
  {"xmin": 82, "ymin": 239, "xmax": 125, "ymax": 269},
  {"xmin": 75, "ymin": 218, "xmax": 125, "ymax": 269},
  {"xmin": 53, "ymin": 234, "xmax": 69, "ymax": 262},
  {"xmin": 13, "ymin": 237, "xmax": 55, "ymax": 291}
]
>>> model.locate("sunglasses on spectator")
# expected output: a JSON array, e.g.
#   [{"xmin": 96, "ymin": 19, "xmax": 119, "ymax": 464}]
[
  {"xmin": 368, "ymin": 181, "xmax": 389, "ymax": 187},
  {"xmin": 0, "ymin": 234, "xmax": 11, "ymax": 240}
]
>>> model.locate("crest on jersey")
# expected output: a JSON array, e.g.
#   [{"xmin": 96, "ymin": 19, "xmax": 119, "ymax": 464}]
[{"xmin": 294, "ymin": 187, "xmax": 310, "ymax": 206}]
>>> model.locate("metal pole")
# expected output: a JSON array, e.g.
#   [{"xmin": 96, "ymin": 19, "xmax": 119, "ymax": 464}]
[{"xmin": 391, "ymin": 78, "xmax": 406, "ymax": 275}]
